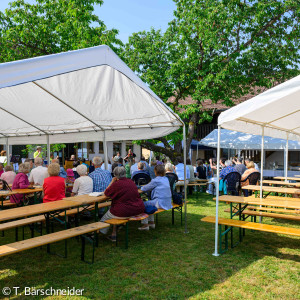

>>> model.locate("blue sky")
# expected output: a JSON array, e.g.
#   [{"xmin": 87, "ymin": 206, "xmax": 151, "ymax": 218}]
[{"xmin": 0, "ymin": 0, "xmax": 176, "ymax": 43}]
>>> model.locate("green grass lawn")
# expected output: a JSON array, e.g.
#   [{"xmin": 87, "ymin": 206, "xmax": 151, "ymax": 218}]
[{"xmin": 0, "ymin": 193, "xmax": 299, "ymax": 299}]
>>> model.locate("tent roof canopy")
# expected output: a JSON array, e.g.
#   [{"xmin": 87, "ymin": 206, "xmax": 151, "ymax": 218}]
[
  {"xmin": 218, "ymin": 74, "xmax": 300, "ymax": 141},
  {"xmin": 200, "ymin": 129, "xmax": 300, "ymax": 150},
  {"xmin": 0, "ymin": 45, "xmax": 182, "ymax": 145}
]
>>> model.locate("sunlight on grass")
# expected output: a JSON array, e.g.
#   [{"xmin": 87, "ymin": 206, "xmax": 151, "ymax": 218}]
[{"xmin": 0, "ymin": 192, "xmax": 299, "ymax": 299}]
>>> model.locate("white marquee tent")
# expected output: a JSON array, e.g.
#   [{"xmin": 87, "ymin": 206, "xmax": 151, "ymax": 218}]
[
  {"xmin": 213, "ymin": 74, "xmax": 300, "ymax": 256},
  {"xmin": 0, "ymin": 45, "xmax": 188, "ymax": 232},
  {"xmin": 200, "ymin": 129, "xmax": 300, "ymax": 150}
]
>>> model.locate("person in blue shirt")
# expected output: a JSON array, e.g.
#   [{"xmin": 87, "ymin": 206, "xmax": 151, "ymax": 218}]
[
  {"xmin": 219, "ymin": 160, "xmax": 236, "ymax": 179},
  {"xmin": 131, "ymin": 162, "xmax": 150, "ymax": 179},
  {"xmin": 175, "ymin": 157, "xmax": 190, "ymax": 193},
  {"xmin": 51, "ymin": 158, "xmax": 67, "ymax": 178},
  {"xmin": 89, "ymin": 156, "xmax": 112, "ymax": 192},
  {"xmin": 139, "ymin": 164, "xmax": 172, "ymax": 230}
]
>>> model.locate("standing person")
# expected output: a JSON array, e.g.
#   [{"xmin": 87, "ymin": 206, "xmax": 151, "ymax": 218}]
[
  {"xmin": 0, "ymin": 165, "xmax": 16, "ymax": 185},
  {"xmin": 34, "ymin": 146, "xmax": 43, "ymax": 159},
  {"xmin": 43, "ymin": 163, "xmax": 65, "ymax": 203},
  {"xmin": 29, "ymin": 157, "xmax": 48, "ymax": 185},
  {"xmin": 234, "ymin": 157, "xmax": 246, "ymax": 175},
  {"xmin": 72, "ymin": 164, "xmax": 93, "ymax": 196},
  {"xmin": 99, "ymin": 167, "xmax": 145, "ymax": 241},
  {"xmin": 139, "ymin": 165, "xmax": 172, "ymax": 230},
  {"xmin": 125, "ymin": 158, "xmax": 133, "ymax": 179},
  {"xmin": 89, "ymin": 156, "xmax": 112, "ymax": 192},
  {"xmin": 10, "ymin": 163, "xmax": 32, "ymax": 204},
  {"xmin": 124, "ymin": 148, "xmax": 136, "ymax": 162}
]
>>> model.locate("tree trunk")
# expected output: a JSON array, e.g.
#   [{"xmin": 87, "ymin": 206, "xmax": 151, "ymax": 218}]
[
  {"xmin": 140, "ymin": 141, "xmax": 180, "ymax": 162},
  {"xmin": 185, "ymin": 113, "xmax": 197, "ymax": 158}
]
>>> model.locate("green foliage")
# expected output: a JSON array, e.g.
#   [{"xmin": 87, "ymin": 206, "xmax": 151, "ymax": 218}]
[
  {"xmin": 0, "ymin": 0, "xmax": 123, "ymax": 62},
  {"xmin": 124, "ymin": 0, "xmax": 300, "ymax": 150},
  {"xmin": 21, "ymin": 144, "xmax": 66, "ymax": 157}
]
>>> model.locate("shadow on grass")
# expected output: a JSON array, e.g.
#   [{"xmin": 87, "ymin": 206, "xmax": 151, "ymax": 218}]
[{"xmin": 0, "ymin": 193, "xmax": 299, "ymax": 299}]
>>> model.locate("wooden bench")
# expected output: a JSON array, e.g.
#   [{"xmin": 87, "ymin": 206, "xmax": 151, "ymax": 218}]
[
  {"xmin": 105, "ymin": 203, "xmax": 183, "ymax": 248},
  {"xmin": 224, "ymin": 208, "xmax": 300, "ymax": 221},
  {"xmin": 201, "ymin": 216, "xmax": 300, "ymax": 253},
  {"xmin": 0, "ymin": 222, "xmax": 109, "ymax": 263},
  {"xmin": 1, "ymin": 200, "xmax": 17, "ymax": 208}
]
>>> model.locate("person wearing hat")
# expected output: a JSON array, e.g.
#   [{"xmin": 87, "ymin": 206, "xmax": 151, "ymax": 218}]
[{"xmin": 34, "ymin": 146, "xmax": 43, "ymax": 159}]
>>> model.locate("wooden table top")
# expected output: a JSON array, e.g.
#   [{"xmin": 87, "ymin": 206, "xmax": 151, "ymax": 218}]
[
  {"xmin": 0, "ymin": 200, "xmax": 80, "ymax": 222},
  {"xmin": 273, "ymin": 176, "xmax": 300, "ymax": 181},
  {"xmin": 63, "ymin": 194, "xmax": 109, "ymax": 205},
  {"xmin": 242, "ymin": 185, "xmax": 300, "ymax": 194},
  {"xmin": 0, "ymin": 191, "xmax": 17, "ymax": 196},
  {"xmin": 262, "ymin": 180, "xmax": 300, "ymax": 187},
  {"xmin": 12, "ymin": 187, "xmax": 43, "ymax": 194},
  {"xmin": 215, "ymin": 195, "xmax": 300, "ymax": 209},
  {"xmin": 194, "ymin": 179, "xmax": 208, "ymax": 182}
]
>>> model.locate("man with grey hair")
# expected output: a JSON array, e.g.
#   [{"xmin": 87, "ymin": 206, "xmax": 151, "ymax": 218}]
[
  {"xmin": 51, "ymin": 158, "xmax": 67, "ymax": 178},
  {"xmin": 89, "ymin": 156, "xmax": 112, "ymax": 193},
  {"xmin": 29, "ymin": 157, "xmax": 48, "ymax": 185},
  {"xmin": 233, "ymin": 157, "xmax": 246, "ymax": 175},
  {"xmin": 131, "ymin": 162, "xmax": 150, "ymax": 179}
]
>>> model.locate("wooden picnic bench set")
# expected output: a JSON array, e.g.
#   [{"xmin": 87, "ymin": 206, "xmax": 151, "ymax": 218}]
[
  {"xmin": 201, "ymin": 195, "xmax": 300, "ymax": 253},
  {"xmin": 0, "ymin": 193, "xmax": 184, "ymax": 263}
]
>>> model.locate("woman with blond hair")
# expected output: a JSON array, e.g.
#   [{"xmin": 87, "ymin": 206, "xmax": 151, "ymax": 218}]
[
  {"xmin": 241, "ymin": 161, "xmax": 258, "ymax": 187},
  {"xmin": 43, "ymin": 163, "xmax": 65, "ymax": 203},
  {"xmin": 11, "ymin": 162, "xmax": 32, "ymax": 204}
]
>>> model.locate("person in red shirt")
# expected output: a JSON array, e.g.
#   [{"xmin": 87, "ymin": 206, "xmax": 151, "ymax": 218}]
[
  {"xmin": 43, "ymin": 163, "xmax": 65, "ymax": 203},
  {"xmin": 100, "ymin": 166, "xmax": 145, "ymax": 241}
]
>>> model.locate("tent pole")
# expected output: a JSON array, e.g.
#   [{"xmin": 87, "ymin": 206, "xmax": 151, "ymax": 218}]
[
  {"xmin": 213, "ymin": 125, "xmax": 221, "ymax": 257},
  {"xmin": 103, "ymin": 131, "xmax": 108, "ymax": 170},
  {"xmin": 6, "ymin": 138, "xmax": 10, "ymax": 165},
  {"xmin": 284, "ymin": 134, "xmax": 289, "ymax": 181},
  {"xmin": 259, "ymin": 126, "xmax": 265, "ymax": 223},
  {"xmin": 196, "ymin": 144, "xmax": 199, "ymax": 160},
  {"xmin": 46, "ymin": 135, "xmax": 50, "ymax": 166},
  {"xmin": 183, "ymin": 124, "xmax": 188, "ymax": 234}
]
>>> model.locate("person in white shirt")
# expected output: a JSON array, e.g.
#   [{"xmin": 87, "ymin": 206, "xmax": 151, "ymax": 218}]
[
  {"xmin": 72, "ymin": 164, "xmax": 93, "ymax": 196},
  {"xmin": 175, "ymin": 157, "xmax": 190, "ymax": 193},
  {"xmin": 29, "ymin": 157, "xmax": 48, "ymax": 185},
  {"xmin": 101, "ymin": 159, "xmax": 112, "ymax": 173}
]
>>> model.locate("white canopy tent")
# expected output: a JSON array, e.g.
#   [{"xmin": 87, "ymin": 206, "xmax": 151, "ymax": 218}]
[
  {"xmin": 0, "ymin": 45, "xmax": 188, "ymax": 233},
  {"xmin": 213, "ymin": 74, "xmax": 300, "ymax": 256},
  {"xmin": 200, "ymin": 129, "xmax": 300, "ymax": 150}
]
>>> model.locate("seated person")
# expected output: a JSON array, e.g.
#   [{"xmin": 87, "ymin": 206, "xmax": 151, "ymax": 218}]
[
  {"xmin": 196, "ymin": 160, "xmax": 206, "ymax": 179},
  {"xmin": 175, "ymin": 157, "xmax": 190, "ymax": 193},
  {"xmin": 165, "ymin": 162, "xmax": 178, "ymax": 195},
  {"xmin": 139, "ymin": 165, "xmax": 172, "ymax": 230},
  {"xmin": 10, "ymin": 162, "xmax": 32, "ymax": 204},
  {"xmin": 29, "ymin": 157, "xmax": 48, "ymax": 186},
  {"xmin": 219, "ymin": 160, "xmax": 236, "ymax": 179},
  {"xmin": 72, "ymin": 164, "xmax": 93, "ymax": 196},
  {"xmin": 233, "ymin": 157, "xmax": 246, "ymax": 175},
  {"xmin": 186, "ymin": 159, "xmax": 195, "ymax": 182},
  {"xmin": 99, "ymin": 167, "xmax": 145, "ymax": 241},
  {"xmin": 89, "ymin": 156, "xmax": 112, "ymax": 192},
  {"xmin": 43, "ymin": 163, "xmax": 65, "ymax": 203},
  {"xmin": 131, "ymin": 162, "xmax": 150, "ymax": 178},
  {"xmin": 1, "ymin": 165, "xmax": 16, "ymax": 185},
  {"xmin": 149, "ymin": 160, "xmax": 157, "ymax": 179},
  {"xmin": 51, "ymin": 158, "xmax": 67, "ymax": 178},
  {"xmin": 241, "ymin": 161, "xmax": 258, "ymax": 187}
]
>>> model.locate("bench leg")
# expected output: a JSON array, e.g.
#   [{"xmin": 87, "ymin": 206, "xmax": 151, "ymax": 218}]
[
  {"xmin": 81, "ymin": 232, "xmax": 96, "ymax": 264},
  {"xmin": 15, "ymin": 227, "xmax": 18, "ymax": 241},
  {"xmin": 22, "ymin": 226, "xmax": 25, "ymax": 240},
  {"xmin": 172, "ymin": 208, "xmax": 175, "ymax": 225},
  {"xmin": 125, "ymin": 223, "xmax": 129, "ymax": 250},
  {"xmin": 45, "ymin": 213, "xmax": 50, "ymax": 253}
]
